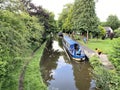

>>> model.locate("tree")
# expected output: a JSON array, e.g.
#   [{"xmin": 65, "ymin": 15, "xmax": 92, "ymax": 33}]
[
  {"xmin": 106, "ymin": 15, "xmax": 120, "ymax": 30},
  {"xmin": 58, "ymin": 3, "xmax": 73, "ymax": 33},
  {"xmin": 72, "ymin": 0, "xmax": 99, "ymax": 39},
  {"xmin": 62, "ymin": 3, "xmax": 73, "ymax": 33},
  {"xmin": 27, "ymin": 3, "xmax": 56, "ymax": 35},
  {"xmin": 47, "ymin": 12, "xmax": 57, "ymax": 33},
  {"xmin": 98, "ymin": 25, "xmax": 106, "ymax": 39}
]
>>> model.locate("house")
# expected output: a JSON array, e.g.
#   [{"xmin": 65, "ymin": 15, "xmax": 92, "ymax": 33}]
[{"xmin": 104, "ymin": 27, "xmax": 113, "ymax": 38}]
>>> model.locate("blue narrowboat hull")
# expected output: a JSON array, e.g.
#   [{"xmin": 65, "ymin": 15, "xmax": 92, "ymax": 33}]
[{"xmin": 62, "ymin": 36, "xmax": 86, "ymax": 61}]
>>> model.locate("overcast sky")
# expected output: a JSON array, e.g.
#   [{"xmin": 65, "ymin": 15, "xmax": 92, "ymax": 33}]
[{"xmin": 31, "ymin": 0, "xmax": 120, "ymax": 21}]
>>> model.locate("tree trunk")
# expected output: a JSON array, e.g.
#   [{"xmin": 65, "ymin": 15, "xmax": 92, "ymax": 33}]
[{"xmin": 87, "ymin": 30, "xmax": 89, "ymax": 40}]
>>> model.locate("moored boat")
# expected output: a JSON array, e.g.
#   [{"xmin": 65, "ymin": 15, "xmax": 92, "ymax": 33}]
[{"xmin": 62, "ymin": 36, "xmax": 86, "ymax": 61}]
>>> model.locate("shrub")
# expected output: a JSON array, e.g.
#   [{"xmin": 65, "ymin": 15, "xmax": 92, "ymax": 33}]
[
  {"xmin": 110, "ymin": 38, "xmax": 120, "ymax": 71},
  {"xmin": 90, "ymin": 56, "xmax": 120, "ymax": 90},
  {"xmin": 114, "ymin": 29, "xmax": 120, "ymax": 38}
]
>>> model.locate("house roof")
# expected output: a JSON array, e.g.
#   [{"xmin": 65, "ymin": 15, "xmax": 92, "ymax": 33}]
[{"xmin": 104, "ymin": 27, "xmax": 113, "ymax": 33}]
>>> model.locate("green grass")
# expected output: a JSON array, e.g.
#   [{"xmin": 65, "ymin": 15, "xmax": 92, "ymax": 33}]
[
  {"xmin": 24, "ymin": 42, "xmax": 47, "ymax": 90},
  {"xmin": 79, "ymin": 38, "xmax": 117, "ymax": 54},
  {"xmin": 0, "ymin": 51, "xmax": 32, "ymax": 90}
]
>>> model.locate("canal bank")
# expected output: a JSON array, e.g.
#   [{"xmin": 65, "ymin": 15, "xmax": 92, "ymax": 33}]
[
  {"xmin": 40, "ymin": 38, "xmax": 95, "ymax": 90},
  {"xmin": 19, "ymin": 42, "xmax": 47, "ymax": 90}
]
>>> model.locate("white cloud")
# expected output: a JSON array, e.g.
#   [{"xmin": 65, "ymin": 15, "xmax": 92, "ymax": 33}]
[
  {"xmin": 52, "ymin": 41, "xmax": 63, "ymax": 52},
  {"xmin": 31, "ymin": 0, "xmax": 74, "ymax": 20},
  {"xmin": 32, "ymin": 0, "xmax": 120, "ymax": 21},
  {"xmin": 96, "ymin": 0, "xmax": 120, "ymax": 21}
]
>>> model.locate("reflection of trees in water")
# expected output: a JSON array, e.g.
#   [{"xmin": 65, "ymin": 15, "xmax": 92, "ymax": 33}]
[
  {"xmin": 71, "ymin": 61, "xmax": 92, "ymax": 90},
  {"xmin": 40, "ymin": 39, "xmax": 60, "ymax": 86}
]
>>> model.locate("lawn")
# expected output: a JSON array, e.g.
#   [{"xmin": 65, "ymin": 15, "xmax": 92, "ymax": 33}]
[{"xmin": 78, "ymin": 38, "xmax": 117, "ymax": 54}]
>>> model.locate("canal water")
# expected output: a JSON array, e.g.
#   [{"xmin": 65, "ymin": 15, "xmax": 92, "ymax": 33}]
[{"xmin": 40, "ymin": 38, "xmax": 95, "ymax": 90}]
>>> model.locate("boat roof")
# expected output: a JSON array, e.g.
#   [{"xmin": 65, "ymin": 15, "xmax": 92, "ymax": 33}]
[{"xmin": 63, "ymin": 36, "xmax": 78, "ymax": 45}]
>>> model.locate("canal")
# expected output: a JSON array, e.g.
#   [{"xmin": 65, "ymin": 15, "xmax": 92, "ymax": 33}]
[{"xmin": 40, "ymin": 38, "xmax": 95, "ymax": 90}]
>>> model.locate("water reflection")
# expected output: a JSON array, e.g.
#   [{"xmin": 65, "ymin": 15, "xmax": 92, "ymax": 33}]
[
  {"xmin": 52, "ymin": 40, "xmax": 63, "ymax": 52},
  {"xmin": 40, "ymin": 39, "xmax": 95, "ymax": 90},
  {"xmin": 40, "ymin": 40, "xmax": 60, "ymax": 86},
  {"xmin": 48, "ymin": 56, "xmax": 77, "ymax": 90},
  {"xmin": 71, "ymin": 61, "xmax": 91, "ymax": 90}
]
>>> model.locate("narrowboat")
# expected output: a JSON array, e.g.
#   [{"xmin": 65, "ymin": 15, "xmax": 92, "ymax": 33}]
[{"xmin": 62, "ymin": 36, "xmax": 86, "ymax": 61}]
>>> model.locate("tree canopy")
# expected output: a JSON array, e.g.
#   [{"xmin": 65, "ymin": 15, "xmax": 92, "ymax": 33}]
[
  {"xmin": 58, "ymin": 3, "xmax": 73, "ymax": 32},
  {"xmin": 72, "ymin": 0, "xmax": 99, "ymax": 33},
  {"xmin": 58, "ymin": 0, "xmax": 99, "ymax": 38},
  {"xmin": 106, "ymin": 15, "xmax": 120, "ymax": 30}
]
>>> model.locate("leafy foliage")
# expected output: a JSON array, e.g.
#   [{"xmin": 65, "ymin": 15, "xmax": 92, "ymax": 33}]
[
  {"xmin": 89, "ymin": 55, "xmax": 102, "ymax": 68},
  {"xmin": 0, "ymin": 10, "xmax": 44, "ymax": 89},
  {"xmin": 62, "ymin": 4, "xmax": 73, "ymax": 32},
  {"xmin": 93, "ymin": 67, "xmax": 120, "ymax": 90},
  {"xmin": 58, "ymin": 3, "xmax": 73, "ymax": 33},
  {"xmin": 106, "ymin": 15, "xmax": 120, "ymax": 30},
  {"xmin": 22, "ymin": 1, "xmax": 57, "ymax": 34},
  {"xmin": 110, "ymin": 38, "xmax": 120, "ymax": 71},
  {"xmin": 98, "ymin": 25, "xmax": 106, "ymax": 38},
  {"xmin": 114, "ymin": 29, "xmax": 120, "ymax": 38},
  {"xmin": 72, "ymin": 0, "xmax": 99, "ymax": 34},
  {"xmin": 90, "ymin": 56, "xmax": 120, "ymax": 90}
]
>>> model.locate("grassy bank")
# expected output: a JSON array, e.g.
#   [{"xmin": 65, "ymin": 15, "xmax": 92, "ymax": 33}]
[
  {"xmin": 24, "ymin": 42, "xmax": 47, "ymax": 90},
  {"xmin": 77, "ymin": 38, "xmax": 117, "ymax": 54},
  {"xmin": 1, "ymin": 49, "xmax": 32, "ymax": 90},
  {"xmin": 89, "ymin": 56, "xmax": 120, "ymax": 90}
]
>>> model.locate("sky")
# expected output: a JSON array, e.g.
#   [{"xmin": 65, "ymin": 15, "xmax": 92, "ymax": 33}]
[{"xmin": 31, "ymin": 0, "xmax": 120, "ymax": 21}]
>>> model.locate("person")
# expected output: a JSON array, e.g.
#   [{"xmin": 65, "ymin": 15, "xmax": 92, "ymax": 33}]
[
  {"xmin": 75, "ymin": 44, "xmax": 81, "ymax": 55},
  {"xmin": 83, "ymin": 37, "xmax": 87, "ymax": 44},
  {"xmin": 95, "ymin": 48, "xmax": 102, "ymax": 55},
  {"xmin": 76, "ymin": 48, "xmax": 81, "ymax": 55}
]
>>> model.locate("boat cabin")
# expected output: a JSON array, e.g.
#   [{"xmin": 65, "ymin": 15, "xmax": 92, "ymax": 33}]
[{"xmin": 63, "ymin": 36, "xmax": 85, "ymax": 61}]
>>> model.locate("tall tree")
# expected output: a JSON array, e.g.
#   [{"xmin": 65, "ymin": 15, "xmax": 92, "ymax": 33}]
[
  {"xmin": 62, "ymin": 4, "xmax": 73, "ymax": 33},
  {"xmin": 106, "ymin": 15, "xmax": 120, "ymax": 30},
  {"xmin": 58, "ymin": 3, "xmax": 73, "ymax": 32},
  {"xmin": 72, "ymin": 0, "xmax": 99, "ymax": 39}
]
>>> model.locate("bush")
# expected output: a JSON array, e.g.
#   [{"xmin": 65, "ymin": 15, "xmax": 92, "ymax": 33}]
[
  {"xmin": 93, "ymin": 67, "xmax": 120, "ymax": 90},
  {"xmin": 90, "ymin": 56, "xmax": 120, "ymax": 90},
  {"xmin": 110, "ymin": 38, "xmax": 120, "ymax": 71},
  {"xmin": 0, "ymin": 10, "xmax": 45, "ymax": 89},
  {"xmin": 89, "ymin": 55, "xmax": 102, "ymax": 68},
  {"xmin": 114, "ymin": 29, "xmax": 120, "ymax": 38}
]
